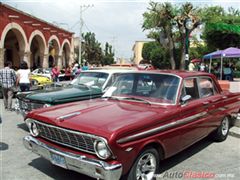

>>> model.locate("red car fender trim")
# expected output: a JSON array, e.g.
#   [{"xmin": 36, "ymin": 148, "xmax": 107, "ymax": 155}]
[{"xmin": 117, "ymin": 112, "xmax": 207, "ymax": 144}]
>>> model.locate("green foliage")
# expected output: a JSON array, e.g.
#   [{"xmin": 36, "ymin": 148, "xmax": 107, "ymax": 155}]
[
  {"xmin": 82, "ymin": 32, "xmax": 114, "ymax": 66},
  {"xmin": 142, "ymin": 42, "xmax": 158, "ymax": 60},
  {"xmin": 235, "ymin": 61, "xmax": 240, "ymax": 71},
  {"xmin": 82, "ymin": 32, "xmax": 102, "ymax": 66},
  {"xmin": 142, "ymin": 2, "xmax": 240, "ymax": 69},
  {"xmin": 142, "ymin": 2, "xmax": 202, "ymax": 70},
  {"xmin": 142, "ymin": 42, "xmax": 170, "ymax": 69},
  {"xmin": 102, "ymin": 42, "xmax": 114, "ymax": 65},
  {"xmin": 201, "ymin": 6, "xmax": 240, "ymax": 50},
  {"xmin": 189, "ymin": 38, "xmax": 209, "ymax": 59}
]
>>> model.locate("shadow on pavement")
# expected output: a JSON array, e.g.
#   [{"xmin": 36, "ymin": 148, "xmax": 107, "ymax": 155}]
[
  {"xmin": 17, "ymin": 122, "xmax": 29, "ymax": 132},
  {"xmin": 29, "ymin": 157, "xmax": 93, "ymax": 180},
  {"xmin": 159, "ymin": 137, "xmax": 213, "ymax": 173},
  {"xmin": 27, "ymin": 137, "xmax": 213, "ymax": 179},
  {"xmin": 0, "ymin": 142, "xmax": 9, "ymax": 151}
]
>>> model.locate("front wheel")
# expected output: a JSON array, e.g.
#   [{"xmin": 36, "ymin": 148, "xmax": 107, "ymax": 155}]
[
  {"xmin": 127, "ymin": 148, "xmax": 159, "ymax": 180},
  {"xmin": 213, "ymin": 116, "xmax": 230, "ymax": 142}
]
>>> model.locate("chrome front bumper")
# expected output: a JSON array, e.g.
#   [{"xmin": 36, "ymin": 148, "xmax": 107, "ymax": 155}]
[{"xmin": 23, "ymin": 136, "xmax": 122, "ymax": 180}]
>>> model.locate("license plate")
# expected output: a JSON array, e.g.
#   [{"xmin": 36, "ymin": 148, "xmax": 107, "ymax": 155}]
[{"xmin": 50, "ymin": 153, "xmax": 66, "ymax": 168}]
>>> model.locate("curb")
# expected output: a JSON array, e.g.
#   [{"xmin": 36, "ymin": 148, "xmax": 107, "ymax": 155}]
[{"xmin": 229, "ymin": 127, "xmax": 240, "ymax": 138}]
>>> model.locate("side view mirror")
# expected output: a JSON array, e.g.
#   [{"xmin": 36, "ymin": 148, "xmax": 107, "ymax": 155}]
[{"xmin": 181, "ymin": 95, "xmax": 192, "ymax": 105}]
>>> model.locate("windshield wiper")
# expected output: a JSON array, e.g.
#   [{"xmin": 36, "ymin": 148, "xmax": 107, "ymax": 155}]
[
  {"xmin": 101, "ymin": 96, "xmax": 120, "ymax": 101},
  {"xmin": 120, "ymin": 97, "xmax": 152, "ymax": 105},
  {"xmin": 77, "ymin": 83, "xmax": 92, "ymax": 90}
]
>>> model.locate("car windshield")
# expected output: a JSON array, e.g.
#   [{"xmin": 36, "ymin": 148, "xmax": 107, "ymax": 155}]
[
  {"xmin": 103, "ymin": 73, "xmax": 180, "ymax": 105},
  {"xmin": 71, "ymin": 72, "xmax": 109, "ymax": 89}
]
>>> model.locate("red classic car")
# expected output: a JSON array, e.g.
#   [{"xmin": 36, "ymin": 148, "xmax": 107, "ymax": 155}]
[{"xmin": 23, "ymin": 71, "xmax": 240, "ymax": 180}]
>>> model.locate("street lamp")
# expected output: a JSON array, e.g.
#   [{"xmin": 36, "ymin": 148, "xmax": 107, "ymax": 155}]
[{"xmin": 184, "ymin": 18, "xmax": 193, "ymax": 70}]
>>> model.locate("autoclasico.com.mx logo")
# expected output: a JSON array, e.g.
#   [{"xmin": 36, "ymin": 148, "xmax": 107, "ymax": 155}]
[{"xmin": 154, "ymin": 171, "xmax": 235, "ymax": 179}]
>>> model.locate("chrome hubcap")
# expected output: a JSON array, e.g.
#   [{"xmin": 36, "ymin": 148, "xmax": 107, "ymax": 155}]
[
  {"xmin": 222, "ymin": 117, "xmax": 229, "ymax": 136},
  {"xmin": 136, "ymin": 153, "xmax": 156, "ymax": 180}
]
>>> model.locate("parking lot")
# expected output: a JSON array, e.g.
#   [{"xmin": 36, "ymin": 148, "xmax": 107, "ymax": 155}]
[{"xmin": 0, "ymin": 99, "xmax": 240, "ymax": 180}]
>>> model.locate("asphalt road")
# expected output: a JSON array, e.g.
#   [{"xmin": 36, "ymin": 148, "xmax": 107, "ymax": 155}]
[{"xmin": 0, "ymin": 99, "xmax": 240, "ymax": 180}]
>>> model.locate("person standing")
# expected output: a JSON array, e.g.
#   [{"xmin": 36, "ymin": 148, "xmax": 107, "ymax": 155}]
[
  {"xmin": 82, "ymin": 62, "xmax": 89, "ymax": 71},
  {"xmin": 188, "ymin": 61, "xmax": 196, "ymax": 71},
  {"xmin": 0, "ymin": 61, "xmax": 17, "ymax": 111},
  {"xmin": 51, "ymin": 64, "xmax": 60, "ymax": 82},
  {"xmin": 16, "ymin": 61, "xmax": 31, "ymax": 92}
]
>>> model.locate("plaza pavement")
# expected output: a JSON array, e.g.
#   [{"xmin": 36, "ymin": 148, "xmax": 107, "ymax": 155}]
[{"xmin": 229, "ymin": 80, "xmax": 240, "ymax": 138}]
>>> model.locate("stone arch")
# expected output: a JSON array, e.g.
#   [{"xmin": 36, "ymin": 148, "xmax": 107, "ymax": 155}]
[
  {"xmin": 60, "ymin": 39, "xmax": 71, "ymax": 68},
  {"xmin": 29, "ymin": 30, "xmax": 47, "ymax": 51},
  {"xmin": 0, "ymin": 22, "xmax": 27, "ymax": 50},
  {"xmin": 48, "ymin": 35, "xmax": 60, "ymax": 68},
  {"xmin": 48, "ymin": 35, "xmax": 60, "ymax": 53},
  {"xmin": 60, "ymin": 39, "xmax": 70, "ymax": 54},
  {"xmin": 29, "ymin": 30, "xmax": 47, "ymax": 69},
  {"xmin": 0, "ymin": 22, "xmax": 28, "ymax": 68}
]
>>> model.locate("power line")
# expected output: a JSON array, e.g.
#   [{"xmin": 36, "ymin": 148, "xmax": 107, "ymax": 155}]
[{"xmin": 79, "ymin": 4, "xmax": 94, "ymax": 65}]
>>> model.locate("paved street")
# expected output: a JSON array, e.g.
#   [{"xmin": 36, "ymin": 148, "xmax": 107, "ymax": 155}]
[{"xmin": 0, "ymin": 99, "xmax": 240, "ymax": 180}]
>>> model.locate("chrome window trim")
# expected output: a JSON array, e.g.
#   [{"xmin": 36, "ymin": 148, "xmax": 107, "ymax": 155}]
[
  {"xmin": 117, "ymin": 112, "xmax": 207, "ymax": 144},
  {"xmin": 107, "ymin": 72, "xmax": 182, "ymax": 106},
  {"xmin": 197, "ymin": 76, "xmax": 219, "ymax": 97}
]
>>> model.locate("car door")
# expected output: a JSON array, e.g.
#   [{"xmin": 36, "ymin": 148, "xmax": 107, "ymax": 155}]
[
  {"xmin": 178, "ymin": 77, "xmax": 211, "ymax": 149},
  {"xmin": 197, "ymin": 77, "xmax": 225, "ymax": 133}
]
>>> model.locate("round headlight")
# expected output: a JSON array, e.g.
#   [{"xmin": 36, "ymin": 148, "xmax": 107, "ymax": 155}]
[
  {"xmin": 94, "ymin": 140, "xmax": 112, "ymax": 159},
  {"xmin": 43, "ymin": 104, "xmax": 51, "ymax": 108},
  {"xmin": 25, "ymin": 119, "xmax": 39, "ymax": 137}
]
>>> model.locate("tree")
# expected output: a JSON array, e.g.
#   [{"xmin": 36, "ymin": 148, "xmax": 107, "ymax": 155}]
[
  {"xmin": 81, "ymin": 32, "xmax": 115, "ymax": 66},
  {"xmin": 201, "ymin": 6, "xmax": 240, "ymax": 50},
  {"xmin": 142, "ymin": 41, "xmax": 170, "ymax": 69},
  {"xmin": 82, "ymin": 32, "xmax": 103, "ymax": 66},
  {"xmin": 102, "ymin": 42, "xmax": 114, "ymax": 65},
  {"xmin": 142, "ymin": 2, "xmax": 201, "ymax": 70}
]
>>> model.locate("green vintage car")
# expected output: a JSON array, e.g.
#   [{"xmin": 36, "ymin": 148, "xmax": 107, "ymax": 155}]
[{"xmin": 15, "ymin": 69, "xmax": 133, "ymax": 117}]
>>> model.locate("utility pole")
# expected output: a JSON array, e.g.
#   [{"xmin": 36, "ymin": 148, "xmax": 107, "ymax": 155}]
[
  {"xmin": 110, "ymin": 36, "xmax": 117, "ymax": 62},
  {"xmin": 79, "ymin": 4, "xmax": 93, "ymax": 65}
]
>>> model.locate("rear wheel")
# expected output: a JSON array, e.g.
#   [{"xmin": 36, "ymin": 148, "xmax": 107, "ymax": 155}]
[
  {"xmin": 213, "ymin": 116, "xmax": 230, "ymax": 142},
  {"xmin": 127, "ymin": 148, "xmax": 159, "ymax": 180}
]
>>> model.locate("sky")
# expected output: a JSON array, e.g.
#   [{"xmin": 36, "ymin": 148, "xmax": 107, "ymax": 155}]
[{"xmin": 1, "ymin": 0, "xmax": 240, "ymax": 60}]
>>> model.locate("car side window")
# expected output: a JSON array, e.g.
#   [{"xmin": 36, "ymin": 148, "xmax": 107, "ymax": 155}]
[
  {"xmin": 199, "ymin": 77, "xmax": 216, "ymax": 98},
  {"xmin": 182, "ymin": 78, "xmax": 199, "ymax": 100}
]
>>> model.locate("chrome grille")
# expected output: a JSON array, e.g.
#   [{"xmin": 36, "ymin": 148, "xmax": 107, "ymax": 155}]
[
  {"xmin": 35, "ymin": 121, "xmax": 96, "ymax": 154},
  {"xmin": 18, "ymin": 99, "xmax": 44, "ymax": 111}
]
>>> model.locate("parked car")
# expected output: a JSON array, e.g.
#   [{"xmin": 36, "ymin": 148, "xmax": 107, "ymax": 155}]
[
  {"xmin": 15, "ymin": 69, "xmax": 133, "ymax": 117},
  {"xmin": 23, "ymin": 71, "xmax": 240, "ymax": 180},
  {"xmin": 30, "ymin": 74, "xmax": 53, "ymax": 88},
  {"xmin": 32, "ymin": 68, "xmax": 65, "ymax": 80}
]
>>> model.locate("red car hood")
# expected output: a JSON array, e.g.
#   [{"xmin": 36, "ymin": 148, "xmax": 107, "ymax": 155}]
[{"xmin": 27, "ymin": 99, "xmax": 174, "ymax": 140}]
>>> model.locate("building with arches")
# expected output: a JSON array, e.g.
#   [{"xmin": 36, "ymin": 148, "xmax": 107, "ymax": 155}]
[{"xmin": 0, "ymin": 3, "xmax": 74, "ymax": 69}]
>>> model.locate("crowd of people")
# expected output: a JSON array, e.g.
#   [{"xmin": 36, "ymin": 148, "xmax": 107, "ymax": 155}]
[
  {"xmin": 188, "ymin": 60, "xmax": 235, "ymax": 81},
  {"xmin": 51, "ymin": 61, "xmax": 89, "ymax": 82}
]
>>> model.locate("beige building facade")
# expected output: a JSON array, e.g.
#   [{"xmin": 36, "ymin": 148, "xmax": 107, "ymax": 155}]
[{"xmin": 132, "ymin": 41, "xmax": 146, "ymax": 65}]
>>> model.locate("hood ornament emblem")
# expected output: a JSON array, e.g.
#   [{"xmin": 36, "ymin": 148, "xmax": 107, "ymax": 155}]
[{"xmin": 57, "ymin": 112, "xmax": 81, "ymax": 122}]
